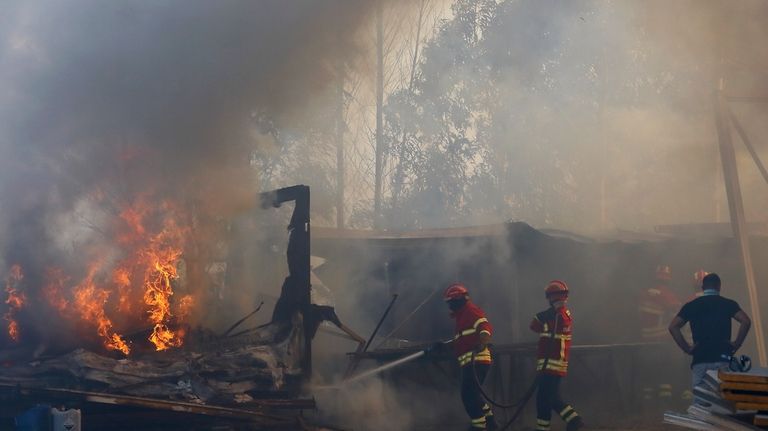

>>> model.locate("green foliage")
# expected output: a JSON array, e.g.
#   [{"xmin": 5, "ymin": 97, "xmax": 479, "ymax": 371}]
[{"xmin": 383, "ymin": 0, "xmax": 715, "ymax": 230}]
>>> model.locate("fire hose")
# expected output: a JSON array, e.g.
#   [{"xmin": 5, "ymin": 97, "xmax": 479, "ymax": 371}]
[{"xmin": 470, "ymin": 350, "xmax": 538, "ymax": 431}]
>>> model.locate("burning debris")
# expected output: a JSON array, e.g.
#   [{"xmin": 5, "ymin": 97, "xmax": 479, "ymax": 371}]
[
  {"xmin": 2, "ymin": 194, "xmax": 195, "ymax": 355},
  {"xmin": 0, "ymin": 186, "xmax": 325, "ymax": 429},
  {"xmin": 4, "ymin": 264, "xmax": 24, "ymax": 343},
  {"xmin": 0, "ymin": 321, "xmax": 305, "ymax": 405}
]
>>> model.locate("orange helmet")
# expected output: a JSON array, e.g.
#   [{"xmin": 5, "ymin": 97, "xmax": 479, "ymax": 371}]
[
  {"xmin": 693, "ymin": 269, "xmax": 709, "ymax": 285},
  {"xmin": 444, "ymin": 283, "xmax": 469, "ymax": 301},
  {"xmin": 656, "ymin": 265, "xmax": 672, "ymax": 281},
  {"xmin": 545, "ymin": 280, "xmax": 569, "ymax": 299}
]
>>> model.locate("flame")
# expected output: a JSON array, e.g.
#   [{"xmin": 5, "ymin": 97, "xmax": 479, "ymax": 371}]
[
  {"xmin": 4, "ymin": 264, "xmax": 25, "ymax": 342},
  {"xmin": 72, "ymin": 262, "xmax": 130, "ymax": 355},
  {"xmin": 10, "ymin": 193, "xmax": 194, "ymax": 355},
  {"xmin": 142, "ymin": 214, "xmax": 187, "ymax": 351}
]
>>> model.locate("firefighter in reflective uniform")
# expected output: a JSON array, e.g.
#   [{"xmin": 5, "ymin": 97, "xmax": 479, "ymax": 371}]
[
  {"xmin": 530, "ymin": 280, "xmax": 583, "ymax": 431},
  {"xmin": 639, "ymin": 265, "xmax": 681, "ymax": 404},
  {"xmin": 640, "ymin": 265, "xmax": 681, "ymax": 340},
  {"xmin": 444, "ymin": 283, "xmax": 497, "ymax": 430}
]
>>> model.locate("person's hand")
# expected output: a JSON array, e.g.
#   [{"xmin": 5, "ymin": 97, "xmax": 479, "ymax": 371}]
[{"xmin": 685, "ymin": 343, "xmax": 697, "ymax": 355}]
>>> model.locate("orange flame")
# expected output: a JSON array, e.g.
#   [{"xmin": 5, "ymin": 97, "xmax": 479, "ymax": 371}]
[
  {"xmin": 72, "ymin": 263, "xmax": 130, "ymax": 355},
  {"xmin": 142, "ymin": 221, "xmax": 187, "ymax": 351},
  {"xmin": 16, "ymin": 193, "xmax": 194, "ymax": 355},
  {"xmin": 4, "ymin": 264, "xmax": 25, "ymax": 342}
]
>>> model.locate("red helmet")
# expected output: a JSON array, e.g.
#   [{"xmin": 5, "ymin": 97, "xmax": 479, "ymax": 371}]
[
  {"xmin": 656, "ymin": 265, "xmax": 672, "ymax": 281},
  {"xmin": 545, "ymin": 280, "xmax": 569, "ymax": 299},
  {"xmin": 444, "ymin": 283, "xmax": 469, "ymax": 301},
  {"xmin": 693, "ymin": 269, "xmax": 709, "ymax": 285}
]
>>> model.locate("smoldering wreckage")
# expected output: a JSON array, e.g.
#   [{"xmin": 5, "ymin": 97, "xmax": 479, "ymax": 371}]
[{"xmin": 0, "ymin": 183, "xmax": 767, "ymax": 431}]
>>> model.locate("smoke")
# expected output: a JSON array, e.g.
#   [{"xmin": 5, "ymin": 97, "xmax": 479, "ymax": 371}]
[
  {"xmin": 0, "ymin": 0, "xmax": 395, "ymax": 348},
  {"xmin": 308, "ymin": 2, "xmax": 768, "ymax": 427},
  {"xmin": 381, "ymin": 0, "xmax": 768, "ymax": 233},
  {"xmin": 1, "ymin": 0, "xmax": 767, "ymax": 427}
]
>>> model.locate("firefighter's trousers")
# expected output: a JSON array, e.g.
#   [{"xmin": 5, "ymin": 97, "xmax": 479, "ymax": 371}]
[
  {"xmin": 535, "ymin": 373, "xmax": 580, "ymax": 431},
  {"xmin": 461, "ymin": 362, "xmax": 493, "ymax": 428}
]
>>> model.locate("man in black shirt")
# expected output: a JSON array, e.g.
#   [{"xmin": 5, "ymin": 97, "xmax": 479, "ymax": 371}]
[{"xmin": 668, "ymin": 273, "xmax": 751, "ymax": 388}]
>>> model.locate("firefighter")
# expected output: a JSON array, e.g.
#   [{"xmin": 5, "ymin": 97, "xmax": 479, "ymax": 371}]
[
  {"xmin": 638, "ymin": 264, "xmax": 682, "ymax": 404},
  {"xmin": 639, "ymin": 265, "xmax": 682, "ymax": 340},
  {"xmin": 443, "ymin": 283, "xmax": 497, "ymax": 430},
  {"xmin": 530, "ymin": 280, "xmax": 583, "ymax": 431}
]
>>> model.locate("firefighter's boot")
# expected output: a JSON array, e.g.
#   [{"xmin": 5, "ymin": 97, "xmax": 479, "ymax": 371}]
[
  {"xmin": 483, "ymin": 403, "xmax": 497, "ymax": 430},
  {"xmin": 469, "ymin": 415, "xmax": 487, "ymax": 430},
  {"xmin": 486, "ymin": 415, "xmax": 498, "ymax": 431},
  {"xmin": 565, "ymin": 416, "xmax": 584, "ymax": 431}
]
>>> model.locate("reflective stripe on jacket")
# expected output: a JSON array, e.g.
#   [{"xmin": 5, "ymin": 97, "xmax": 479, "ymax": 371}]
[
  {"xmin": 530, "ymin": 306, "xmax": 572, "ymax": 376},
  {"xmin": 452, "ymin": 301, "xmax": 493, "ymax": 367}
]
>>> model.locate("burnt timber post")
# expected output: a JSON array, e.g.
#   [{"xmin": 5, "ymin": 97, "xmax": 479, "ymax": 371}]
[{"xmin": 260, "ymin": 185, "xmax": 313, "ymax": 378}]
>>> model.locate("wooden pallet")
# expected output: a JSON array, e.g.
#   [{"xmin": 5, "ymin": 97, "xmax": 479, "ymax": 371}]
[
  {"xmin": 723, "ymin": 382, "xmax": 768, "ymax": 392},
  {"xmin": 720, "ymin": 369, "xmax": 768, "ymax": 385},
  {"xmin": 736, "ymin": 402, "xmax": 768, "ymax": 412},
  {"xmin": 723, "ymin": 390, "xmax": 768, "ymax": 404}
]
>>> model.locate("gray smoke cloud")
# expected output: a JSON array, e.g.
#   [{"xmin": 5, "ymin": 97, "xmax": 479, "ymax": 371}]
[{"xmin": 0, "ymin": 0, "xmax": 391, "ymax": 348}]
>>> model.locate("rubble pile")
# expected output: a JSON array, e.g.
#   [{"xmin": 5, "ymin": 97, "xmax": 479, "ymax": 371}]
[{"xmin": 1, "ymin": 322, "xmax": 302, "ymax": 402}]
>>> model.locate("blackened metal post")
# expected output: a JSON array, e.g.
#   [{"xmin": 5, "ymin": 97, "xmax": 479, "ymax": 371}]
[
  {"xmin": 364, "ymin": 293, "xmax": 398, "ymax": 353},
  {"xmin": 260, "ymin": 185, "xmax": 313, "ymax": 378}
]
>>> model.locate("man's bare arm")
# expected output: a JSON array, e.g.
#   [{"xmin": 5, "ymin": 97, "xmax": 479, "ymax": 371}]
[
  {"xmin": 732, "ymin": 310, "xmax": 752, "ymax": 352},
  {"xmin": 668, "ymin": 316, "xmax": 694, "ymax": 355}
]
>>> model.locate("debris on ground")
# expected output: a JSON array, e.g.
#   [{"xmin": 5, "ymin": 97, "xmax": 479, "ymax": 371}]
[{"xmin": 664, "ymin": 368, "xmax": 768, "ymax": 430}]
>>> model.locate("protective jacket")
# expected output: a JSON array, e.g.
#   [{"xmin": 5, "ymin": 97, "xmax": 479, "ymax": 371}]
[
  {"xmin": 530, "ymin": 305, "xmax": 572, "ymax": 376},
  {"xmin": 452, "ymin": 301, "xmax": 492, "ymax": 367},
  {"xmin": 639, "ymin": 284, "xmax": 680, "ymax": 340}
]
